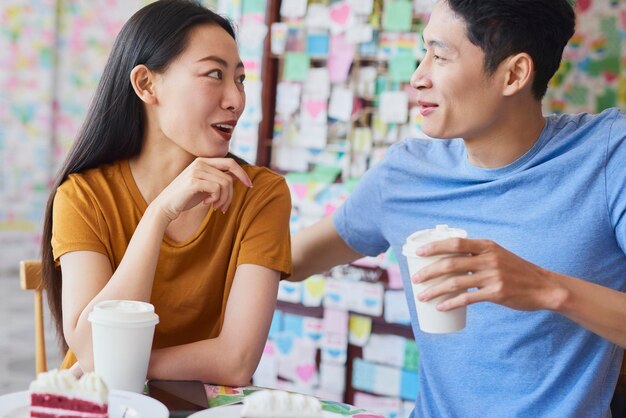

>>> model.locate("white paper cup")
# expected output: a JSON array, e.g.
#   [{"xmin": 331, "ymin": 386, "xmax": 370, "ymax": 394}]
[
  {"xmin": 402, "ymin": 225, "xmax": 468, "ymax": 334},
  {"xmin": 88, "ymin": 300, "xmax": 159, "ymax": 392}
]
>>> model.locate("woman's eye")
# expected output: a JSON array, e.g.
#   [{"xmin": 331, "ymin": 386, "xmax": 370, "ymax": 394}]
[
  {"xmin": 237, "ymin": 74, "xmax": 246, "ymax": 84},
  {"xmin": 207, "ymin": 70, "xmax": 223, "ymax": 79}
]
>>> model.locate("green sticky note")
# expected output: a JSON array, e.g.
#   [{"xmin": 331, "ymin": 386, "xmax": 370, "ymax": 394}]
[
  {"xmin": 286, "ymin": 172, "xmax": 313, "ymax": 184},
  {"xmin": 242, "ymin": 0, "xmax": 266, "ymax": 14},
  {"xmin": 404, "ymin": 339, "xmax": 419, "ymax": 371},
  {"xmin": 566, "ymin": 85, "xmax": 588, "ymax": 106},
  {"xmin": 382, "ymin": 1, "xmax": 413, "ymax": 32},
  {"xmin": 389, "ymin": 54, "xmax": 416, "ymax": 82},
  {"xmin": 311, "ymin": 165, "xmax": 342, "ymax": 183},
  {"xmin": 596, "ymin": 88, "xmax": 617, "ymax": 112},
  {"xmin": 284, "ymin": 52, "xmax": 310, "ymax": 82}
]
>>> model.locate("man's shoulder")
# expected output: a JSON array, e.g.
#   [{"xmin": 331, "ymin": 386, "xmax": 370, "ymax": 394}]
[{"xmin": 551, "ymin": 108, "xmax": 624, "ymax": 133}]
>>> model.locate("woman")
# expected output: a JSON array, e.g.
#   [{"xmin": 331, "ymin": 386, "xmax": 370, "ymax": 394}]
[{"xmin": 40, "ymin": 0, "xmax": 291, "ymax": 386}]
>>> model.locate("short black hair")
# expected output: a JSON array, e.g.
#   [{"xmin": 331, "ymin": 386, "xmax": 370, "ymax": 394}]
[{"xmin": 444, "ymin": 0, "xmax": 575, "ymax": 99}]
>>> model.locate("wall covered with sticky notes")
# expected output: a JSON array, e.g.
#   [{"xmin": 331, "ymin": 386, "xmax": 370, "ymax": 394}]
[
  {"xmin": 256, "ymin": 1, "xmax": 625, "ymax": 417},
  {"xmin": 0, "ymin": 0, "xmax": 266, "ymax": 270}
]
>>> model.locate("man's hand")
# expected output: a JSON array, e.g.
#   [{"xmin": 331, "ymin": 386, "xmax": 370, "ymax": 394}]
[{"xmin": 412, "ymin": 238, "xmax": 568, "ymax": 312}]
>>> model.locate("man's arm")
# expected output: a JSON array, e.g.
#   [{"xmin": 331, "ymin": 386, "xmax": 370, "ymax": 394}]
[
  {"xmin": 290, "ymin": 216, "xmax": 363, "ymax": 281},
  {"xmin": 412, "ymin": 238, "xmax": 626, "ymax": 348}
]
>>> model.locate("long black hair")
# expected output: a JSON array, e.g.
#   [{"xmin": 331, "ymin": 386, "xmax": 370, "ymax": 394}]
[
  {"xmin": 445, "ymin": 0, "xmax": 575, "ymax": 100},
  {"xmin": 41, "ymin": 0, "xmax": 236, "ymax": 352}
]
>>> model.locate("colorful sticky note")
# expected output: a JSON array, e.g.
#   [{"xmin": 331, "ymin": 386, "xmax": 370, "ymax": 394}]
[
  {"xmin": 382, "ymin": 0, "xmax": 413, "ymax": 32},
  {"xmin": 400, "ymin": 369, "xmax": 419, "ymax": 400},
  {"xmin": 307, "ymin": 31, "xmax": 330, "ymax": 57},
  {"xmin": 404, "ymin": 339, "xmax": 419, "ymax": 371},
  {"xmin": 349, "ymin": 314, "xmax": 373, "ymax": 347},
  {"xmin": 328, "ymin": 34, "xmax": 355, "ymax": 83},
  {"xmin": 283, "ymin": 313, "xmax": 304, "ymax": 337},
  {"xmin": 284, "ymin": 52, "xmax": 310, "ymax": 81},
  {"xmin": 389, "ymin": 54, "xmax": 417, "ymax": 82},
  {"xmin": 269, "ymin": 310, "xmax": 284, "ymax": 338},
  {"xmin": 242, "ymin": 0, "xmax": 266, "ymax": 14},
  {"xmin": 302, "ymin": 275, "xmax": 326, "ymax": 306}
]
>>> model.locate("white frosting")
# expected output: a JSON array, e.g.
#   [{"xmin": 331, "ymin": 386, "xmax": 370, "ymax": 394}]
[
  {"xmin": 30, "ymin": 369, "xmax": 109, "ymax": 405},
  {"xmin": 240, "ymin": 390, "xmax": 322, "ymax": 418}
]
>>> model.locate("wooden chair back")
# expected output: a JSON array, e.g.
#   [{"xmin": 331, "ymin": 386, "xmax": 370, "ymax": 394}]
[{"xmin": 19, "ymin": 260, "xmax": 47, "ymax": 375}]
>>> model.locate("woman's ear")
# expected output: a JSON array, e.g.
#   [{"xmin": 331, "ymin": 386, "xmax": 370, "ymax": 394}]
[
  {"xmin": 130, "ymin": 65, "xmax": 157, "ymax": 105},
  {"xmin": 501, "ymin": 52, "xmax": 534, "ymax": 97}
]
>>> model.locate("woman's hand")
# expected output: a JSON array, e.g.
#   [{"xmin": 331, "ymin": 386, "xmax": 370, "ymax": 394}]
[
  {"xmin": 69, "ymin": 361, "xmax": 84, "ymax": 378},
  {"xmin": 154, "ymin": 157, "xmax": 252, "ymax": 221}
]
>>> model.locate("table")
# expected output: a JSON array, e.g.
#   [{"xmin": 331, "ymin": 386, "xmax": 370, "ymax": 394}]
[{"xmin": 203, "ymin": 384, "xmax": 385, "ymax": 417}]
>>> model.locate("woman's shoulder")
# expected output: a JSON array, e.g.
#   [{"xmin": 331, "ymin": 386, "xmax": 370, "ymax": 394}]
[
  {"xmin": 243, "ymin": 164, "xmax": 288, "ymax": 189},
  {"xmin": 58, "ymin": 161, "xmax": 125, "ymax": 196}
]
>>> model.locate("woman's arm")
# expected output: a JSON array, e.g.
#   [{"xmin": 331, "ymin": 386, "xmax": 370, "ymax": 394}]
[
  {"xmin": 60, "ymin": 204, "xmax": 171, "ymax": 371},
  {"xmin": 60, "ymin": 157, "xmax": 252, "ymax": 372},
  {"xmin": 146, "ymin": 264, "xmax": 280, "ymax": 386}
]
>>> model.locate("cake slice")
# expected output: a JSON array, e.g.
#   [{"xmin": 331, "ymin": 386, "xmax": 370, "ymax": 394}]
[
  {"xmin": 29, "ymin": 369, "xmax": 109, "ymax": 418},
  {"xmin": 240, "ymin": 389, "xmax": 322, "ymax": 418}
]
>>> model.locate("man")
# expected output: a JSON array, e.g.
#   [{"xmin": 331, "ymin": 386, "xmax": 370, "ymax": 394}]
[{"xmin": 290, "ymin": 1, "xmax": 626, "ymax": 417}]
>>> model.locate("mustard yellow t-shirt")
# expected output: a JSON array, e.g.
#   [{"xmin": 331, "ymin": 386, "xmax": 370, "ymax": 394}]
[{"xmin": 52, "ymin": 159, "xmax": 291, "ymax": 367}]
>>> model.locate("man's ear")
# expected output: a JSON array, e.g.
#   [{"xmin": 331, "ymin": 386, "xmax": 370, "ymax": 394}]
[
  {"xmin": 130, "ymin": 64, "xmax": 157, "ymax": 105},
  {"xmin": 501, "ymin": 52, "xmax": 534, "ymax": 97}
]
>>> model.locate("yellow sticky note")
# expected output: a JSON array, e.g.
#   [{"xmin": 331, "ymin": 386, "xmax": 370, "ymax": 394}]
[{"xmin": 349, "ymin": 314, "xmax": 372, "ymax": 347}]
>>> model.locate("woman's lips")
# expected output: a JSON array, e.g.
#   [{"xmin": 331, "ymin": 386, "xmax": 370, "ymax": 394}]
[{"xmin": 211, "ymin": 122, "xmax": 236, "ymax": 141}]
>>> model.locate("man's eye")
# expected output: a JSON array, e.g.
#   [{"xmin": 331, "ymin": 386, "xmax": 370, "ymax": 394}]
[{"xmin": 207, "ymin": 70, "xmax": 223, "ymax": 79}]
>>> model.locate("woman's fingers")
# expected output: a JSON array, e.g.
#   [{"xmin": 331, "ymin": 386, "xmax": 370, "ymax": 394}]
[{"xmin": 196, "ymin": 157, "xmax": 253, "ymax": 188}]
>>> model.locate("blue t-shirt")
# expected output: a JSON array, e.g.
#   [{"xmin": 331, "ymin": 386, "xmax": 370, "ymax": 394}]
[{"xmin": 334, "ymin": 108, "xmax": 626, "ymax": 417}]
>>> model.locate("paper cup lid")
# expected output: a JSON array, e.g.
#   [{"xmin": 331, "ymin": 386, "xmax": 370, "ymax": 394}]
[
  {"xmin": 402, "ymin": 224, "xmax": 468, "ymax": 256},
  {"xmin": 88, "ymin": 300, "xmax": 159, "ymax": 327}
]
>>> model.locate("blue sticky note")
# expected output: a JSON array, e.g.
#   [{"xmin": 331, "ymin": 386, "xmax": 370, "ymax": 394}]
[
  {"xmin": 283, "ymin": 313, "xmax": 304, "ymax": 337},
  {"xmin": 360, "ymin": 30, "xmax": 378, "ymax": 57},
  {"xmin": 268, "ymin": 310, "xmax": 283, "ymax": 338},
  {"xmin": 307, "ymin": 32, "xmax": 329, "ymax": 57},
  {"xmin": 352, "ymin": 358, "xmax": 377, "ymax": 393},
  {"xmin": 275, "ymin": 332, "xmax": 294, "ymax": 355},
  {"xmin": 400, "ymin": 369, "xmax": 419, "ymax": 400}
]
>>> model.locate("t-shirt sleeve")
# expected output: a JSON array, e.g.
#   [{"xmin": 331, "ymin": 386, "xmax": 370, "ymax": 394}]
[
  {"xmin": 333, "ymin": 150, "xmax": 391, "ymax": 257},
  {"xmin": 605, "ymin": 109, "xmax": 626, "ymax": 258},
  {"xmin": 237, "ymin": 175, "xmax": 292, "ymax": 279},
  {"xmin": 51, "ymin": 177, "xmax": 109, "ymax": 263}
]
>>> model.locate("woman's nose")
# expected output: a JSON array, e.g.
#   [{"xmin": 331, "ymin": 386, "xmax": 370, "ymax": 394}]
[{"xmin": 223, "ymin": 82, "xmax": 245, "ymax": 113}]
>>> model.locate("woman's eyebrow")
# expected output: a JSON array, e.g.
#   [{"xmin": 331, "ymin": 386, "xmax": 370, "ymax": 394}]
[{"xmin": 197, "ymin": 55, "xmax": 244, "ymax": 69}]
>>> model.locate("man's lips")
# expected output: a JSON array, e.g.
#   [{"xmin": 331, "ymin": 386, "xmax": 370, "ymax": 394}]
[{"xmin": 418, "ymin": 100, "xmax": 438, "ymax": 116}]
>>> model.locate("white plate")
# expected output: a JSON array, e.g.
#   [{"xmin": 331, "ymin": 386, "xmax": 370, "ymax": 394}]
[
  {"xmin": 188, "ymin": 404, "xmax": 343, "ymax": 418},
  {"xmin": 0, "ymin": 389, "xmax": 168, "ymax": 418}
]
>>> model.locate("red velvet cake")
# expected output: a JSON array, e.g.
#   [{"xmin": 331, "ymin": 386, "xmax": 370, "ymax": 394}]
[{"xmin": 29, "ymin": 369, "xmax": 108, "ymax": 418}]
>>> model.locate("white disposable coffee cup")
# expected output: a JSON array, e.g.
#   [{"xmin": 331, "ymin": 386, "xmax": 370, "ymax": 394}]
[
  {"xmin": 402, "ymin": 225, "xmax": 468, "ymax": 334},
  {"xmin": 88, "ymin": 300, "xmax": 159, "ymax": 392}
]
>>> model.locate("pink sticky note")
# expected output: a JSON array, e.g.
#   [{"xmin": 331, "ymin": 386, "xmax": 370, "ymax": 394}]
[{"xmin": 328, "ymin": 34, "xmax": 354, "ymax": 83}]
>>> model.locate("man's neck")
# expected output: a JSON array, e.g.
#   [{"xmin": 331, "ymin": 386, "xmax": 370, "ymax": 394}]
[{"xmin": 464, "ymin": 102, "xmax": 546, "ymax": 169}]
